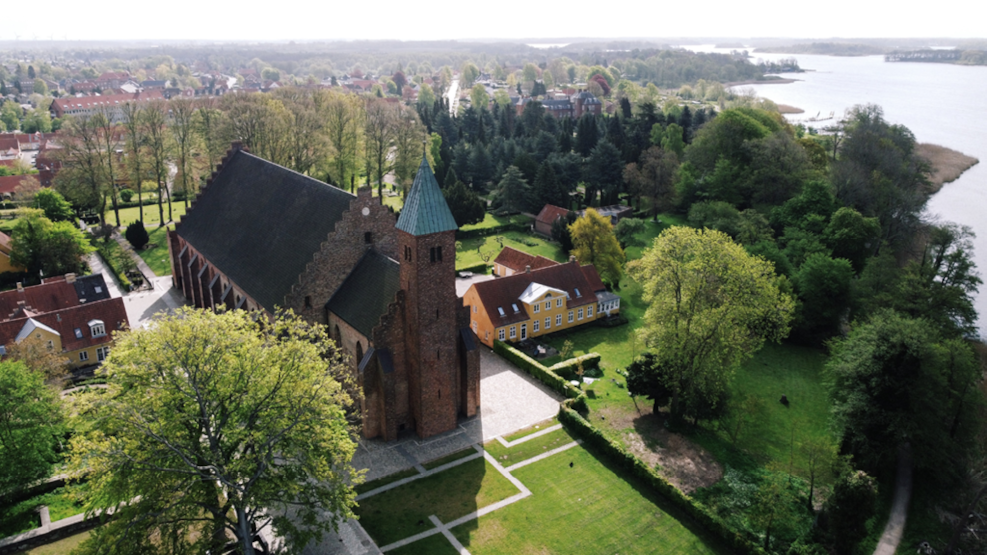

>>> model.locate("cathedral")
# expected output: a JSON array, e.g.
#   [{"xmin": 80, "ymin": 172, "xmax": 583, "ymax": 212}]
[{"xmin": 168, "ymin": 144, "xmax": 480, "ymax": 441}]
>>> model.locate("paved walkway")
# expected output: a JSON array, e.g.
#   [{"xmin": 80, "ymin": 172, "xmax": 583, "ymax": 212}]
[
  {"xmin": 122, "ymin": 276, "xmax": 187, "ymax": 327},
  {"xmin": 874, "ymin": 443, "xmax": 914, "ymax": 555},
  {"xmin": 86, "ymin": 252, "xmax": 125, "ymax": 298}
]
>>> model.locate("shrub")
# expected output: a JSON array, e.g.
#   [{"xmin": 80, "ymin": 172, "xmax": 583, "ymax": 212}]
[
  {"xmin": 125, "ymin": 221, "xmax": 149, "ymax": 250},
  {"xmin": 457, "ymin": 262, "xmax": 490, "ymax": 275},
  {"xmin": 119, "ymin": 189, "xmax": 134, "ymax": 203}
]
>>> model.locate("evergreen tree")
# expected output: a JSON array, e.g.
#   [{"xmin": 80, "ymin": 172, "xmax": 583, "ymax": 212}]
[
  {"xmin": 575, "ymin": 114, "xmax": 599, "ymax": 157},
  {"xmin": 534, "ymin": 161, "xmax": 568, "ymax": 209},
  {"xmin": 619, "ymin": 97, "xmax": 633, "ymax": 119},
  {"xmin": 606, "ymin": 116, "xmax": 626, "ymax": 156},
  {"xmin": 678, "ymin": 106, "xmax": 692, "ymax": 141},
  {"xmin": 443, "ymin": 180, "xmax": 486, "ymax": 227},
  {"xmin": 467, "ymin": 145, "xmax": 494, "ymax": 189},
  {"xmin": 491, "ymin": 165, "xmax": 530, "ymax": 214},
  {"xmin": 125, "ymin": 220, "xmax": 150, "ymax": 250},
  {"xmin": 583, "ymin": 140, "xmax": 624, "ymax": 206}
]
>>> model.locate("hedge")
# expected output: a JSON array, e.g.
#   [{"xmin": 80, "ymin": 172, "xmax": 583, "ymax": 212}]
[
  {"xmin": 493, "ymin": 340, "xmax": 582, "ymax": 399},
  {"xmin": 456, "ymin": 262, "xmax": 490, "ymax": 275},
  {"xmin": 456, "ymin": 222, "xmax": 528, "ymax": 240},
  {"xmin": 548, "ymin": 352, "xmax": 601, "ymax": 380},
  {"xmin": 557, "ymin": 400, "xmax": 768, "ymax": 555}
]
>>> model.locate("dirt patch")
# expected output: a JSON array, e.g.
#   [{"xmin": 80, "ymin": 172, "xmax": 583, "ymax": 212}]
[
  {"xmin": 916, "ymin": 143, "xmax": 980, "ymax": 193},
  {"xmin": 596, "ymin": 404, "xmax": 723, "ymax": 494}
]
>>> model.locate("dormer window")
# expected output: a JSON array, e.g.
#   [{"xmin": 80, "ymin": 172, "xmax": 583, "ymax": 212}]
[
  {"xmin": 574, "ymin": 288, "xmax": 581, "ymax": 298},
  {"xmin": 497, "ymin": 307, "xmax": 505, "ymax": 317},
  {"xmin": 74, "ymin": 328, "xmax": 83, "ymax": 339},
  {"xmin": 512, "ymin": 303, "xmax": 519, "ymax": 313},
  {"xmin": 89, "ymin": 320, "xmax": 106, "ymax": 337}
]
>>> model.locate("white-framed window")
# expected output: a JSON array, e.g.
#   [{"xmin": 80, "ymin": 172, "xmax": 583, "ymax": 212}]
[
  {"xmin": 97, "ymin": 346, "xmax": 109, "ymax": 361},
  {"xmin": 578, "ymin": 308, "xmax": 584, "ymax": 320},
  {"xmin": 556, "ymin": 314, "xmax": 562, "ymax": 326},
  {"xmin": 556, "ymin": 298, "xmax": 563, "ymax": 308},
  {"xmin": 485, "ymin": 331, "xmax": 490, "ymax": 341},
  {"xmin": 510, "ymin": 326, "xmax": 517, "ymax": 339},
  {"xmin": 89, "ymin": 319, "xmax": 106, "ymax": 337},
  {"xmin": 498, "ymin": 328, "xmax": 506, "ymax": 341},
  {"xmin": 545, "ymin": 317, "xmax": 551, "ymax": 330},
  {"xmin": 472, "ymin": 321, "xmax": 478, "ymax": 332},
  {"xmin": 473, "ymin": 305, "xmax": 477, "ymax": 313},
  {"xmin": 544, "ymin": 300, "xmax": 551, "ymax": 311},
  {"xmin": 533, "ymin": 320, "xmax": 540, "ymax": 332},
  {"xmin": 587, "ymin": 306, "xmax": 593, "ymax": 317},
  {"xmin": 80, "ymin": 350, "xmax": 89, "ymax": 361},
  {"xmin": 534, "ymin": 303, "xmax": 540, "ymax": 313},
  {"xmin": 568, "ymin": 310, "xmax": 574, "ymax": 323}
]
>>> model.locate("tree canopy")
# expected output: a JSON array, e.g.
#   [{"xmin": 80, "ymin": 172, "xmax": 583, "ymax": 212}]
[
  {"xmin": 0, "ymin": 361, "xmax": 65, "ymax": 496},
  {"xmin": 570, "ymin": 208, "xmax": 625, "ymax": 286},
  {"xmin": 10, "ymin": 208, "xmax": 94, "ymax": 278},
  {"xmin": 627, "ymin": 227, "xmax": 794, "ymax": 420},
  {"xmin": 70, "ymin": 308, "xmax": 360, "ymax": 555}
]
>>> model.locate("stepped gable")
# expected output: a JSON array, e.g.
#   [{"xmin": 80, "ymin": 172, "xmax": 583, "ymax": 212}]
[
  {"xmin": 396, "ymin": 156, "xmax": 458, "ymax": 236},
  {"xmin": 176, "ymin": 147, "xmax": 355, "ymax": 312},
  {"xmin": 471, "ymin": 259, "xmax": 598, "ymax": 328},
  {"xmin": 325, "ymin": 249, "xmax": 401, "ymax": 337}
]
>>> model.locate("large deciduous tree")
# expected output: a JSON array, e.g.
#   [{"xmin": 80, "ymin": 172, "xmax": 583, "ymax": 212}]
[
  {"xmin": 70, "ymin": 308, "xmax": 360, "ymax": 555},
  {"xmin": 627, "ymin": 227, "xmax": 794, "ymax": 421},
  {"xmin": 10, "ymin": 208, "xmax": 94, "ymax": 277},
  {"xmin": 0, "ymin": 361, "xmax": 65, "ymax": 496},
  {"xmin": 623, "ymin": 146, "xmax": 679, "ymax": 219},
  {"xmin": 364, "ymin": 98, "xmax": 396, "ymax": 197},
  {"xmin": 569, "ymin": 208, "xmax": 625, "ymax": 286}
]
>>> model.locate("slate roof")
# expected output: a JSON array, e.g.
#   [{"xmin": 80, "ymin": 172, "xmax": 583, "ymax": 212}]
[
  {"xmin": 326, "ymin": 249, "xmax": 401, "ymax": 338},
  {"xmin": 396, "ymin": 156, "xmax": 458, "ymax": 237},
  {"xmin": 176, "ymin": 149, "xmax": 355, "ymax": 312},
  {"xmin": 492, "ymin": 246, "xmax": 557, "ymax": 273},
  {"xmin": 74, "ymin": 274, "xmax": 112, "ymax": 303},
  {"xmin": 469, "ymin": 260, "xmax": 599, "ymax": 328}
]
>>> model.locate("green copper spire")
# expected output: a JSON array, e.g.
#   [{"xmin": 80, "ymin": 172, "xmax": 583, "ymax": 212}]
[{"xmin": 395, "ymin": 155, "xmax": 459, "ymax": 236}]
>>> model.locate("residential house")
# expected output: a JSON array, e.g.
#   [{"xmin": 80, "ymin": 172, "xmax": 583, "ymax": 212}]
[
  {"xmin": 169, "ymin": 144, "xmax": 480, "ymax": 441},
  {"xmin": 462, "ymin": 257, "xmax": 620, "ymax": 348},
  {"xmin": 534, "ymin": 204, "xmax": 571, "ymax": 236},
  {"xmin": 0, "ymin": 273, "xmax": 129, "ymax": 372},
  {"xmin": 0, "ymin": 231, "xmax": 20, "ymax": 273},
  {"xmin": 492, "ymin": 246, "xmax": 557, "ymax": 277},
  {"xmin": 50, "ymin": 90, "xmax": 164, "ymax": 122}
]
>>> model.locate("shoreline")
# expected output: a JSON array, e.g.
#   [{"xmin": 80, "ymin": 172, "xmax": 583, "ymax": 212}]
[
  {"xmin": 724, "ymin": 78, "xmax": 800, "ymax": 87},
  {"xmin": 916, "ymin": 143, "xmax": 980, "ymax": 194}
]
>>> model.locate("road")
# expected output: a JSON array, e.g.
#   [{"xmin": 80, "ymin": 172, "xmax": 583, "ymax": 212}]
[{"xmin": 446, "ymin": 78, "xmax": 460, "ymax": 114}]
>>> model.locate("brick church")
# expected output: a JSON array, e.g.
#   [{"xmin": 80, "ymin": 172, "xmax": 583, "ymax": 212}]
[{"xmin": 168, "ymin": 144, "xmax": 480, "ymax": 441}]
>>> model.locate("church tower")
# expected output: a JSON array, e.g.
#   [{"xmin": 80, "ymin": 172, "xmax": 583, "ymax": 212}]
[{"xmin": 395, "ymin": 155, "xmax": 461, "ymax": 438}]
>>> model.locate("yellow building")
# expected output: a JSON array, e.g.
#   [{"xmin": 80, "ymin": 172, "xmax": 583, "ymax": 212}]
[
  {"xmin": 0, "ymin": 231, "xmax": 22, "ymax": 274},
  {"xmin": 462, "ymin": 256, "xmax": 620, "ymax": 348},
  {"xmin": 0, "ymin": 274, "xmax": 129, "ymax": 371}
]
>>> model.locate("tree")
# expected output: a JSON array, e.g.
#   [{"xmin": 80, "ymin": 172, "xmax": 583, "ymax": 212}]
[
  {"xmin": 55, "ymin": 114, "xmax": 111, "ymax": 224},
  {"xmin": 392, "ymin": 70, "xmax": 407, "ymax": 93},
  {"xmin": 125, "ymin": 220, "xmax": 150, "ymax": 250},
  {"xmin": 121, "ymin": 102, "xmax": 148, "ymax": 223},
  {"xmin": 443, "ymin": 179, "xmax": 486, "ymax": 227},
  {"xmin": 143, "ymin": 100, "xmax": 173, "ymax": 225},
  {"xmin": 21, "ymin": 109, "xmax": 52, "ymax": 133},
  {"xmin": 391, "ymin": 106, "xmax": 425, "ymax": 192},
  {"xmin": 170, "ymin": 97, "xmax": 200, "ymax": 209},
  {"xmin": 321, "ymin": 90, "xmax": 363, "ymax": 190},
  {"xmin": 490, "ymin": 165, "xmax": 530, "ymax": 214},
  {"xmin": 0, "ymin": 100, "xmax": 20, "ymax": 131},
  {"xmin": 94, "ymin": 105, "xmax": 123, "ymax": 227},
  {"xmin": 10, "ymin": 209, "xmax": 94, "ymax": 277},
  {"xmin": 659, "ymin": 123, "xmax": 686, "ymax": 157},
  {"xmin": 0, "ymin": 361, "xmax": 65, "ymax": 496},
  {"xmin": 749, "ymin": 472, "xmax": 800, "ymax": 550},
  {"xmin": 583, "ymin": 140, "xmax": 623, "ymax": 206},
  {"xmin": 533, "ymin": 161, "xmax": 568, "ymax": 209},
  {"xmin": 823, "ymin": 207, "xmax": 880, "ymax": 272},
  {"xmin": 623, "ymin": 146, "xmax": 679, "ymax": 219},
  {"xmin": 614, "ymin": 217, "xmax": 646, "ymax": 248},
  {"xmin": 575, "ymin": 114, "xmax": 599, "ymax": 157},
  {"xmin": 569, "ymin": 208, "xmax": 625, "ymax": 286},
  {"xmin": 32, "ymin": 188, "xmax": 75, "ymax": 222},
  {"xmin": 824, "ymin": 470, "xmax": 877, "ymax": 553},
  {"xmin": 794, "ymin": 253, "xmax": 854, "ymax": 339},
  {"xmin": 627, "ymin": 227, "xmax": 794, "ymax": 420},
  {"xmin": 551, "ymin": 210, "xmax": 578, "ymax": 254},
  {"xmin": 6, "ymin": 336, "xmax": 71, "ymax": 388},
  {"xmin": 470, "ymin": 83, "xmax": 489, "ymax": 110},
  {"xmin": 827, "ymin": 311, "xmax": 982, "ymax": 472},
  {"xmin": 800, "ymin": 436, "xmax": 836, "ymax": 510},
  {"xmin": 69, "ymin": 308, "xmax": 359, "ymax": 555},
  {"xmin": 364, "ymin": 98, "xmax": 396, "ymax": 197}
]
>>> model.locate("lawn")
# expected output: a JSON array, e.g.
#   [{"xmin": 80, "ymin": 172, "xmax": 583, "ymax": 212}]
[
  {"xmin": 136, "ymin": 224, "xmax": 174, "ymax": 277},
  {"xmin": 449, "ymin": 444, "xmax": 729, "ymax": 555},
  {"xmin": 459, "ymin": 213, "xmax": 533, "ymax": 233},
  {"xmin": 0, "ymin": 484, "xmax": 88, "ymax": 540},
  {"xmin": 25, "ymin": 531, "xmax": 92, "ymax": 554},
  {"xmin": 484, "ymin": 427, "xmax": 578, "ymax": 468},
  {"xmin": 353, "ymin": 457, "xmax": 519, "ymax": 547},
  {"xmin": 456, "ymin": 232, "xmax": 565, "ymax": 270},
  {"xmin": 113, "ymin": 201, "xmax": 187, "ymax": 229}
]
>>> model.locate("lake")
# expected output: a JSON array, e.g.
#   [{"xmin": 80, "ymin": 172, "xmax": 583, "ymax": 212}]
[{"xmin": 683, "ymin": 45, "xmax": 987, "ymax": 336}]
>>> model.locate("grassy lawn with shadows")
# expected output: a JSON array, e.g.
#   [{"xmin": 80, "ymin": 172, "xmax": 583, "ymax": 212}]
[
  {"xmin": 114, "ymin": 202, "xmax": 187, "ymax": 229},
  {"xmin": 354, "ymin": 457, "xmax": 519, "ymax": 547},
  {"xmin": 387, "ymin": 532, "xmax": 461, "ymax": 555},
  {"xmin": 450, "ymin": 443, "xmax": 729, "ymax": 555},
  {"xmin": 484, "ymin": 427, "xmax": 578, "ymax": 468},
  {"xmin": 456, "ymin": 232, "xmax": 565, "ymax": 270},
  {"xmin": 502, "ymin": 418, "xmax": 558, "ymax": 442},
  {"xmin": 25, "ymin": 531, "xmax": 92, "ymax": 554},
  {"xmin": 135, "ymin": 224, "xmax": 173, "ymax": 277}
]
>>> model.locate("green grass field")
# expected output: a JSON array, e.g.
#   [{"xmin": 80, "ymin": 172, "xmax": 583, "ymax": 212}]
[
  {"xmin": 456, "ymin": 232, "xmax": 565, "ymax": 270},
  {"xmin": 136, "ymin": 225, "xmax": 174, "ymax": 277},
  {"xmin": 354, "ymin": 457, "xmax": 519, "ymax": 547},
  {"xmin": 25, "ymin": 531, "xmax": 92, "ymax": 554},
  {"xmin": 459, "ymin": 213, "xmax": 533, "ymax": 232},
  {"xmin": 449, "ymin": 444, "xmax": 728, "ymax": 555},
  {"xmin": 113, "ymin": 201, "xmax": 187, "ymax": 229},
  {"xmin": 484, "ymin": 427, "xmax": 578, "ymax": 468}
]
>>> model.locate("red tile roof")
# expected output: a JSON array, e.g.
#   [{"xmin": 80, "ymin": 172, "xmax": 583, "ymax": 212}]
[
  {"xmin": 492, "ymin": 246, "xmax": 557, "ymax": 273},
  {"xmin": 0, "ymin": 297, "xmax": 128, "ymax": 353},
  {"xmin": 0, "ymin": 278, "xmax": 82, "ymax": 317},
  {"xmin": 0, "ymin": 175, "xmax": 35, "ymax": 196},
  {"xmin": 51, "ymin": 90, "xmax": 164, "ymax": 114},
  {"xmin": 581, "ymin": 264, "xmax": 606, "ymax": 293},
  {"xmin": 469, "ymin": 259, "xmax": 599, "ymax": 328},
  {"xmin": 0, "ymin": 136, "xmax": 20, "ymax": 155},
  {"xmin": 535, "ymin": 204, "xmax": 570, "ymax": 226}
]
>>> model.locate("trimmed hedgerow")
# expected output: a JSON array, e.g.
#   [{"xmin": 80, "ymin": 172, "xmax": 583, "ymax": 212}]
[
  {"xmin": 493, "ymin": 340, "xmax": 582, "ymax": 399},
  {"xmin": 557, "ymin": 400, "xmax": 768, "ymax": 555}
]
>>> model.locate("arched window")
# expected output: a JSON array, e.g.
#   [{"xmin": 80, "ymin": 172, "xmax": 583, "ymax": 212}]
[
  {"xmin": 333, "ymin": 325, "xmax": 341, "ymax": 345},
  {"xmin": 355, "ymin": 342, "xmax": 364, "ymax": 366}
]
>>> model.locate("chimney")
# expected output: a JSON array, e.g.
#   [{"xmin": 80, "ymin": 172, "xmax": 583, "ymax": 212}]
[
  {"xmin": 16, "ymin": 282, "xmax": 22, "ymax": 292},
  {"xmin": 569, "ymin": 255, "xmax": 577, "ymax": 263},
  {"xmin": 525, "ymin": 265, "xmax": 531, "ymax": 274},
  {"xmin": 65, "ymin": 273, "xmax": 76, "ymax": 284}
]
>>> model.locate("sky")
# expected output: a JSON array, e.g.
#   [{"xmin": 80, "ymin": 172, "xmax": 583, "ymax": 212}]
[{"xmin": 3, "ymin": 0, "xmax": 985, "ymax": 42}]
